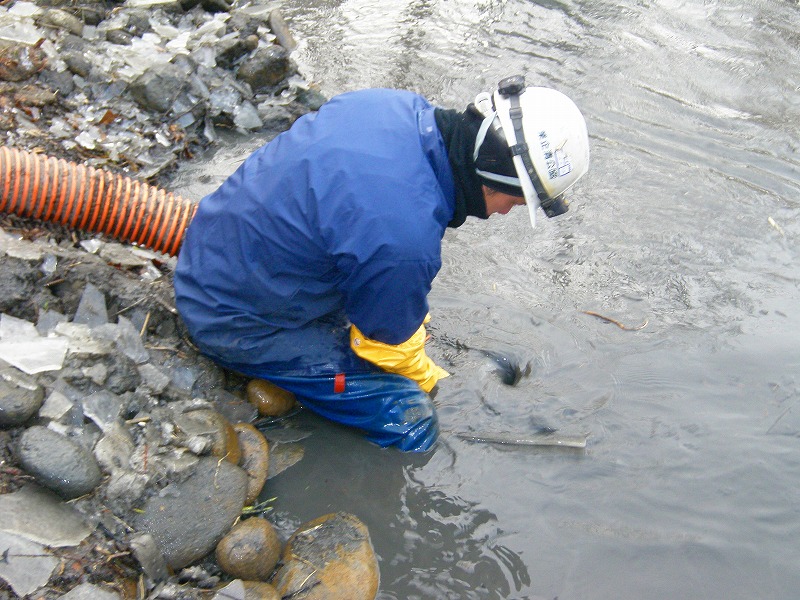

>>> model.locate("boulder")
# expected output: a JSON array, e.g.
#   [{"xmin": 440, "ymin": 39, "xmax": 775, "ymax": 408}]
[
  {"xmin": 134, "ymin": 456, "xmax": 248, "ymax": 569},
  {"xmin": 272, "ymin": 513, "xmax": 379, "ymax": 600}
]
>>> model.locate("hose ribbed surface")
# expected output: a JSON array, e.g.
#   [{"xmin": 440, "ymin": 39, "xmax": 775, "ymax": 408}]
[{"xmin": 0, "ymin": 146, "xmax": 197, "ymax": 257}]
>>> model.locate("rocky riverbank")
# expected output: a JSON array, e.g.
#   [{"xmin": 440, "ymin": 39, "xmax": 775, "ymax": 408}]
[
  {"xmin": 0, "ymin": 0, "xmax": 326, "ymax": 184},
  {"xmin": 0, "ymin": 1, "xmax": 382, "ymax": 599}
]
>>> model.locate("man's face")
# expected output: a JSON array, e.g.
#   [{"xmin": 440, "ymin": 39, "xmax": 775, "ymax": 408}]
[{"xmin": 482, "ymin": 186, "xmax": 526, "ymax": 216}]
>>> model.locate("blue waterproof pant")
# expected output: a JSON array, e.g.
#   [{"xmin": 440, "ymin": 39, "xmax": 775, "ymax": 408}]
[{"xmin": 205, "ymin": 313, "xmax": 439, "ymax": 452}]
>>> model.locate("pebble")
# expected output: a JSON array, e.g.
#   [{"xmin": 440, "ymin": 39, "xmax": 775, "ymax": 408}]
[
  {"xmin": 134, "ymin": 455, "xmax": 249, "ymax": 569},
  {"xmin": 215, "ymin": 517, "xmax": 282, "ymax": 581},
  {"xmin": 93, "ymin": 423, "xmax": 135, "ymax": 473},
  {"xmin": 0, "ymin": 366, "xmax": 44, "ymax": 427},
  {"xmin": 273, "ymin": 512, "xmax": 380, "ymax": 600},
  {"xmin": 233, "ymin": 422, "xmax": 270, "ymax": 504},
  {"xmin": 38, "ymin": 9, "xmax": 85, "ymax": 37},
  {"xmin": 129, "ymin": 63, "xmax": 187, "ymax": 114},
  {"xmin": 16, "ymin": 425, "xmax": 102, "ymax": 499}
]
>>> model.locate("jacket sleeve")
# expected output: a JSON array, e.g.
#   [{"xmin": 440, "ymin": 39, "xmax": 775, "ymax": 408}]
[
  {"xmin": 336, "ymin": 250, "xmax": 441, "ymax": 345},
  {"xmin": 350, "ymin": 316, "xmax": 450, "ymax": 392}
]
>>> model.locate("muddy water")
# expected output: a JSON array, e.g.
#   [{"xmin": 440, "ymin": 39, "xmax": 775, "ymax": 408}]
[{"xmin": 170, "ymin": 1, "xmax": 800, "ymax": 597}]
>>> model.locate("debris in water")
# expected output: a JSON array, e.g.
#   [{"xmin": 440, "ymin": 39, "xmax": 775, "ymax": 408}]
[
  {"xmin": 582, "ymin": 310, "xmax": 648, "ymax": 331},
  {"xmin": 767, "ymin": 216, "xmax": 785, "ymax": 237},
  {"xmin": 455, "ymin": 431, "xmax": 589, "ymax": 449}
]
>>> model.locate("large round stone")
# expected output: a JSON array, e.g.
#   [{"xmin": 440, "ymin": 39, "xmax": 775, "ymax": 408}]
[
  {"xmin": 273, "ymin": 513, "xmax": 379, "ymax": 600},
  {"xmin": 16, "ymin": 426, "xmax": 102, "ymax": 499},
  {"xmin": 246, "ymin": 379, "xmax": 296, "ymax": 417},
  {"xmin": 216, "ymin": 517, "xmax": 281, "ymax": 581},
  {"xmin": 134, "ymin": 456, "xmax": 248, "ymax": 570},
  {"xmin": 233, "ymin": 423, "xmax": 270, "ymax": 505}
]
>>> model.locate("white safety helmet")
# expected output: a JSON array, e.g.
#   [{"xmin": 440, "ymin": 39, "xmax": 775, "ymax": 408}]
[{"xmin": 473, "ymin": 75, "xmax": 589, "ymax": 228}]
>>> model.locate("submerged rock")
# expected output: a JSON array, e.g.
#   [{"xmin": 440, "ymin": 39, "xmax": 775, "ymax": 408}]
[
  {"xmin": 266, "ymin": 441, "xmax": 305, "ymax": 480},
  {"xmin": 273, "ymin": 512, "xmax": 380, "ymax": 600}
]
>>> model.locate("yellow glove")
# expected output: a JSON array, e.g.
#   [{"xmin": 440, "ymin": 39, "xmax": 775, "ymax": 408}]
[{"xmin": 350, "ymin": 320, "xmax": 450, "ymax": 393}]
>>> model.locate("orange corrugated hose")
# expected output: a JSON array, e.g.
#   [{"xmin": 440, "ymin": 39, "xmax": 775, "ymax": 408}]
[{"xmin": 0, "ymin": 146, "xmax": 197, "ymax": 257}]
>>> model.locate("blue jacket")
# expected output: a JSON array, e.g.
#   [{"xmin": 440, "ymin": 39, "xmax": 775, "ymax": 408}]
[{"xmin": 174, "ymin": 89, "xmax": 456, "ymax": 369}]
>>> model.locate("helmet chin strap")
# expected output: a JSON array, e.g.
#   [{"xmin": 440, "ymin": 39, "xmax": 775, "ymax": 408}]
[
  {"xmin": 472, "ymin": 92, "xmax": 543, "ymax": 228},
  {"xmin": 512, "ymin": 155, "xmax": 538, "ymax": 228},
  {"xmin": 503, "ymin": 92, "xmax": 551, "ymax": 223}
]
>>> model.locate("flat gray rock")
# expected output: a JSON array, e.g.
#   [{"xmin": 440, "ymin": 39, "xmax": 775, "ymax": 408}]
[
  {"xmin": 60, "ymin": 582, "xmax": 121, "ymax": 599},
  {"xmin": 0, "ymin": 531, "xmax": 59, "ymax": 598},
  {"xmin": 0, "ymin": 484, "xmax": 92, "ymax": 547}
]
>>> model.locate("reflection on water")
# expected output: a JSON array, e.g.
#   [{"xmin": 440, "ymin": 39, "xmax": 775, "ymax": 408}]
[
  {"xmin": 171, "ymin": 0, "xmax": 800, "ymax": 597},
  {"xmin": 263, "ymin": 411, "xmax": 530, "ymax": 600}
]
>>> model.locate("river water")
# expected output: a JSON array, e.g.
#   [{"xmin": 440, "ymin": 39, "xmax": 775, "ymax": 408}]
[{"xmin": 171, "ymin": 1, "xmax": 800, "ymax": 598}]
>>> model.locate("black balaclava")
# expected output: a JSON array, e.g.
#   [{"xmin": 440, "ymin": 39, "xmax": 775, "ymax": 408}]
[{"xmin": 434, "ymin": 104, "xmax": 522, "ymax": 228}]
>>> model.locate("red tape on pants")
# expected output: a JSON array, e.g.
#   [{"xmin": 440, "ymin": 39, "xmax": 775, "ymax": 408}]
[{"xmin": 334, "ymin": 373, "xmax": 345, "ymax": 393}]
